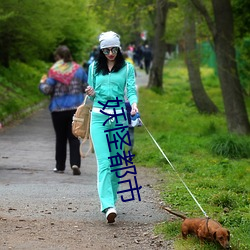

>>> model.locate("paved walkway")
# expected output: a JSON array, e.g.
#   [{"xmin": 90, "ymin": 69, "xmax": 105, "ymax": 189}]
[
  {"xmin": 0, "ymin": 67, "xmax": 152, "ymax": 218},
  {"xmin": 135, "ymin": 68, "xmax": 149, "ymax": 88},
  {"xmin": 0, "ymin": 70, "xmax": 172, "ymax": 249}
]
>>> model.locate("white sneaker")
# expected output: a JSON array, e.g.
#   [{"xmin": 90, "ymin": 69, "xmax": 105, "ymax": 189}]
[
  {"xmin": 53, "ymin": 168, "xmax": 64, "ymax": 173},
  {"xmin": 105, "ymin": 207, "xmax": 117, "ymax": 223}
]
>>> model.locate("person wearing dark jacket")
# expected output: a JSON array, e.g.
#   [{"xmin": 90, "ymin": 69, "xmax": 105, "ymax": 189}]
[{"xmin": 143, "ymin": 44, "xmax": 152, "ymax": 74}]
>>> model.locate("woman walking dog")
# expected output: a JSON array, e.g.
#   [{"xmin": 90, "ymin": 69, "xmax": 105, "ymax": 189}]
[{"xmin": 85, "ymin": 31, "xmax": 138, "ymax": 223}]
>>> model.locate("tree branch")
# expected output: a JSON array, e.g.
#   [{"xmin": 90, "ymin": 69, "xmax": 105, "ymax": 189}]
[{"xmin": 190, "ymin": 0, "xmax": 216, "ymax": 37}]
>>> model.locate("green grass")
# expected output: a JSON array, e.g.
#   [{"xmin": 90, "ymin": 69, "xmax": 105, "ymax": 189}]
[
  {"xmin": 132, "ymin": 58, "xmax": 250, "ymax": 250},
  {"xmin": 0, "ymin": 60, "xmax": 50, "ymax": 123}
]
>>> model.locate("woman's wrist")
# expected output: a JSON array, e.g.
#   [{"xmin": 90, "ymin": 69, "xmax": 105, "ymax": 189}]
[{"xmin": 131, "ymin": 103, "xmax": 138, "ymax": 115}]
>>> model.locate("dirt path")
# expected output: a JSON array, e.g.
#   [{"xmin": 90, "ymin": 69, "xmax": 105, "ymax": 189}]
[{"xmin": 0, "ymin": 71, "xmax": 174, "ymax": 250}]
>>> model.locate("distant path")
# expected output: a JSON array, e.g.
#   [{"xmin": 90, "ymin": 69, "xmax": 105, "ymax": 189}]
[{"xmin": 136, "ymin": 68, "xmax": 149, "ymax": 87}]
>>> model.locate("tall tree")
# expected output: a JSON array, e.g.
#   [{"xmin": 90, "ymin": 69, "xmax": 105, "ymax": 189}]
[
  {"xmin": 184, "ymin": 1, "xmax": 218, "ymax": 114},
  {"xmin": 148, "ymin": 0, "xmax": 176, "ymax": 89},
  {"xmin": 191, "ymin": 0, "xmax": 250, "ymax": 134}
]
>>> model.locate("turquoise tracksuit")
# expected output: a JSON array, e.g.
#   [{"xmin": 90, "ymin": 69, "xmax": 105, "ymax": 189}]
[{"xmin": 88, "ymin": 62, "xmax": 138, "ymax": 212}]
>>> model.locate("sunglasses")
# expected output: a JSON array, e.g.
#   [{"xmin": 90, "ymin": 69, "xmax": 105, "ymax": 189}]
[{"xmin": 102, "ymin": 47, "xmax": 119, "ymax": 55}]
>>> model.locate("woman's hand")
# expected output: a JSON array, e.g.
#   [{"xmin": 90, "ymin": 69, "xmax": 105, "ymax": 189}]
[
  {"xmin": 131, "ymin": 103, "xmax": 138, "ymax": 116},
  {"xmin": 40, "ymin": 74, "xmax": 47, "ymax": 83},
  {"xmin": 85, "ymin": 86, "xmax": 95, "ymax": 97}
]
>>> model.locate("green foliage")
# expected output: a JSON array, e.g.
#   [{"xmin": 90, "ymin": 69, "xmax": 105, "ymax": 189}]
[
  {"xmin": 0, "ymin": 0, "xmax": 100, "ymax": 66},
  {"xmin": 210, "ymin": 134, "xmax": 250, "ymax": 159},
  {"xmin": 165, "ymin": 2, "xmax": 184, "ymax": 44},
  {"xmin": 133, "ymin": 58, "xmax": 250, "ymax": 249},
  {"xmin": 92, "ymin": 0, "xmax": 156, "ymax": 45},
  {"xmin": 236, "ymin": 37, "xmax": 250, "ymax": 95},
  {"xmin": 0, "ymin": 60, "xmax": 49, "ymax": 122},
  {"xmin": 232, "ymin": 0, "xmax": 250, "ymax": 39},
  {"xmin": 154, "ymin": 221, "xmax": 181, "ymax": 240},
  {"xmin": 210, "ymin": 191, "xmax": 238, "ymax": 209}
]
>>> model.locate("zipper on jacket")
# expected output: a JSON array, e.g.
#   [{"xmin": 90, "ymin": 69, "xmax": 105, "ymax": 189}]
[{"xmin": 108, "ymin": 72, "xmax": 111, "ymax": 99}]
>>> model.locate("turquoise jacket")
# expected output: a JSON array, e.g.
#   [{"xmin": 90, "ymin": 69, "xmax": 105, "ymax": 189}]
[{"xmin": 87, "ymin": 62, "xmax": 138, "ymax": 109}]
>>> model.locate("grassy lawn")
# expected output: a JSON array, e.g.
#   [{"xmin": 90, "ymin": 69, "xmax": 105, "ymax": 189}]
[
  {"xmin": 0, "ymin": 60, "xmax": 49, "ymax": 123},
  {"xmin": 133, "ymin": 58, "xmax": 250, "ymax": 250}
]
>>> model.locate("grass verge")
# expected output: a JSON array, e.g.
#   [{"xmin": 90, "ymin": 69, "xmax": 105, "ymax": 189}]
[
  {"xmin": 133, "ymin": 58, "xmax": 250, "ymax": 250},
  {"xmin": 0, "ymin": 60, "xmax": 50, "ymax": 125}
]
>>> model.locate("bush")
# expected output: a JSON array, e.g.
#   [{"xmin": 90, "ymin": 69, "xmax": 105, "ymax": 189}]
[
  {"xmin": 210, "ymin": 134, "xmax": 250, "ymax": 159},
  {"xmin": 210, "ymin": 191, "xmax": 237, "ymax": 209},
  {"xmin": 0, "ymin": 60, "xmax": 49, "ymax": 123}
]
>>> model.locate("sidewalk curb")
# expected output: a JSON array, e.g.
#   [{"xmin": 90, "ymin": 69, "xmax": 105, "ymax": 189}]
[{"xmin": 1, "ymin": 99, "xmax": 48, "ymax": 129}]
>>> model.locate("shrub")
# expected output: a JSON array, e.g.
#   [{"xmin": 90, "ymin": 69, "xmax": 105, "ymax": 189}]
[
  {"xmin": 210, "ymin": 135, "xmax": 250, "ymax": 159},
  {"xmin": 210, "ymin": 191, "xmax": 237, "ymax": 209}
]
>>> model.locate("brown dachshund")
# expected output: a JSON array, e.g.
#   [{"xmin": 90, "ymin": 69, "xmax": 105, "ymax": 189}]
[{"xmin": 162, "ymin": 207, "xmax": 231, "ymax": 249}]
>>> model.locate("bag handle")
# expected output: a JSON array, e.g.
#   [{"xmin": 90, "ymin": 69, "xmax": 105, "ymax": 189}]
[
  {"xmin": 79, "ymin": 112, "xmax": 94, "ymax": 158},
  {"xmin": 79, "ymin": 136, "xmax": 94, "ymax": 158},
  {"xmin": 83, "ymin": 94, "xmax": 88, "ymax": 105},
  {"xmin": 79, "ymin": 95, "xmax": 94, "ymax": 158}
]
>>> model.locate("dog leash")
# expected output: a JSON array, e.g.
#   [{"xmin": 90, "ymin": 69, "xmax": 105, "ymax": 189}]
[{"xmin": 139, "ymin": 118, "xmax": 209, "ymax": 218}]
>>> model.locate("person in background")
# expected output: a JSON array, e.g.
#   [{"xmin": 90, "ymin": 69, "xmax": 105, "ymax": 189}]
[
  {"xmin": 84, "ymin": 46, "xmax": 100, "ymax": 72},
  {"xmin": 143, "ymin": 44, "xmax": 153, "ymax": 74},
  {"xmin": 85, "ymin": 31, "xmax": 138, "ymax": 223},
  {"xmin": 123, "ymin": 51, "xmax": 134, "ymax": 66},
  {"xmin": 39, "ymin": 45, "xmax": 88, "ymax": 175},
  {"xmin": 88, "ymin": 46, "xmax": 99, "ymax": 64},
  {"xmin": 134, "ymin": 44, "xmax": 144, "ymax": 69}
]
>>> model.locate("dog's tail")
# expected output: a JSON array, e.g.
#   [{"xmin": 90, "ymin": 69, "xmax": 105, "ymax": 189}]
[{"xmin": 161, "ymin": 206, "xmax": 187, "ymax": 220}]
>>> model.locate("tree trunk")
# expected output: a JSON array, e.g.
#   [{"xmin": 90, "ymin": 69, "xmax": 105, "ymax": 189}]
[
  {"xmin": 147, "ymin": 0, "xmax": 169, "ymax": 90},
  {"xmin": 184, "ymin": 4, "xmax": 218, "ymax": 114},
  {"xmin": 191, "ymin": 0, "xmax": 250, "ymax": 134},
  {"xmin": 212, "ymin": 0, "xmax": 250, "ymax": 134}
]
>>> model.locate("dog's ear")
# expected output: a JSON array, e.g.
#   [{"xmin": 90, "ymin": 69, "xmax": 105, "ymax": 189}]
[
  {"xmin": 213, "ymin": 231, "xmax": 217, "ymax": 240},
  {"xmin": 227, "ymin": 230, "xmax": 230, "ymax": 240}
]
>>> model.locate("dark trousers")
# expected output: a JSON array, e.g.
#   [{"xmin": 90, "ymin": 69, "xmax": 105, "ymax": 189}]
[
  {"xmin": 144, "ymin": 59, "xmax": 151, "ymax": 74},
  {"xmin": 128, "ymin": 127, "xmax": 134, "ymax": 151},
  {"xmin": 51, "ymin": 110, "xmax": 80, "ymax": 171}
]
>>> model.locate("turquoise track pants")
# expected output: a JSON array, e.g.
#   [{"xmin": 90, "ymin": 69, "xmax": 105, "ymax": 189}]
[{"xmin": 90, "ymin": 110, "xmax": 128, "ymax": 212}]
